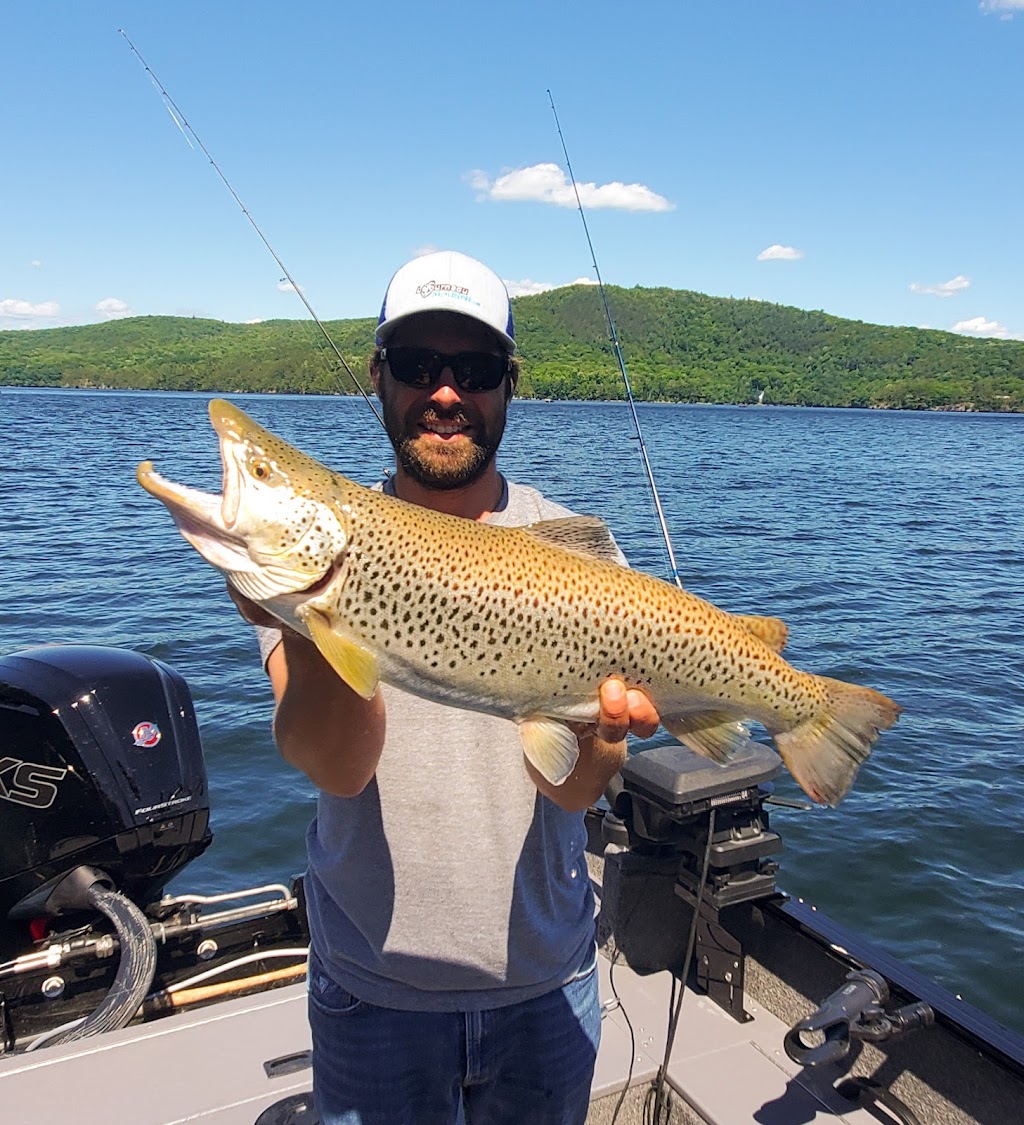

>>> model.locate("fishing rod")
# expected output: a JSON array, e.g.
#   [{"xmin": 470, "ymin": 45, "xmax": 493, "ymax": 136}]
[
  {"xmin": 547, "ymin": 91, "xmax": 683, "ymax": 591},
  {"xmin": 118, "ymin": 29, "xmax": 385, "ymax": 429},
  {"xmin": 548, "ymin": 92, "xmax": 699, "ymax": 1125}
]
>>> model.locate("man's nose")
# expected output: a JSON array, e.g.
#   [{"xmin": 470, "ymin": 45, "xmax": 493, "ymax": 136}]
[{"xmin": 428, "ymin": 366, "xmax": 463, "ymax": 407}]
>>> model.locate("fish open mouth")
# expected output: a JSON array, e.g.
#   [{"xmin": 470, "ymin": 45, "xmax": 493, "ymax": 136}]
[{"xmin": 137, "ymin": 462, "xmax": 254, "ymax": 573}]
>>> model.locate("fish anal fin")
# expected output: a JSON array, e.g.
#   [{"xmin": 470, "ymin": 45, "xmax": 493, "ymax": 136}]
[
  {"xmin": 661, "ymin": 711, "xmax": 751, "ymax": 763},
  {"xmin": 733, "ymin": 614, "xmax": 789, "ymax": 653},
  {"xmin": 518, "ymin": 717, "xmax": 580, "ymax": 785},
  {"xmin": 303, "ymin": 610, "xmax": 379, "ymax": 700},
  {"xmin": 521, "ymin": 516, "xmax": 621, "ymax": 563}
]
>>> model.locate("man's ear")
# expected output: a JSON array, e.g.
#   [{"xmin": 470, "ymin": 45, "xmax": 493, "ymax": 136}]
[{"xmin": 505, "ymin": 357, "xmax": 519, "ymax": 403}]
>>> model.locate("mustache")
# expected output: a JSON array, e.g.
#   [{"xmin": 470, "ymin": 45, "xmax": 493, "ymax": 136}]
[{"xmin": 420, "ymin": 406, "xmax": 470, "ymax": 422}]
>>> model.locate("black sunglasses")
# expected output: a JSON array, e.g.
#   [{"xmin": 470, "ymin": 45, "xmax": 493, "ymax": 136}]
[{"xmin": 381, "ymin": 346, "xmax": 511, "ymax": 393}]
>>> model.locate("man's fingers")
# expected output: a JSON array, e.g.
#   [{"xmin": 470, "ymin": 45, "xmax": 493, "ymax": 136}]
[
  {"xmin": 626, "ymin": 689, "xmax": 660, "ymax": 739},
  {"xmin": 226, "ymin": 582, "xmax": 279, "ymax": 629},
  {"xmin": 595, "ymin": 680, "xmax": 661, "ymax": 745},
  {"xmin": 596, "ymin": 679, "xmax": 630, "ymax": 744}
]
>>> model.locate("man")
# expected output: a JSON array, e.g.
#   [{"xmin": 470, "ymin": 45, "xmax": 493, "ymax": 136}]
[{"xmin": 239, "ymin": 250, "xmax": 659, "ymax": 1124}]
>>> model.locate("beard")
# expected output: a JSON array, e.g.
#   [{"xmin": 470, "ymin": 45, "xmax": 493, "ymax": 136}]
[{"xmin": 380, "ymin": 384, "xmax": 507, "ymax": 491}]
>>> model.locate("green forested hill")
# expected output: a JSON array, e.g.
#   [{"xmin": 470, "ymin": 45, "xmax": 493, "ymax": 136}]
[{"xmin": 2, "ymin": 286, "xmax": 1022, "ymax": 410}]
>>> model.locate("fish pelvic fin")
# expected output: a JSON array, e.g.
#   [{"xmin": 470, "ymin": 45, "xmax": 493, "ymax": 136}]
[
  {"xmin": 518, "ymin": 718, "xmax": 581, "ymax": 786},
  {"xmin": 733, "ymin": 614, "xmax": 789, "ymax": 653},
  {"xmin": 302, "ymin": 610, "xmax": 380, "ymax": 700},
  {"xmin": 774, "ymin": 678, "xmax": 901, "ymax": 807},
  {"xmin": 521, "ymin": 516, "xmax": 622, "ymax": 563},
  {"xmin": 661, "ymin": 712, "xmax": 752, "ymax": 763}
]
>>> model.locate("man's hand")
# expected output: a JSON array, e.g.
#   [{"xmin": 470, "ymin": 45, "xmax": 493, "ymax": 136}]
[
  {"xmin": 226, "ymin": 582, "xmax": 294, "ymax": 633},
  {"xmin": 528, "ymin": 678, "xmax": 661, "ymax": 813},
  {"xmin": 593, "ymin": 678, "xmax": 660, "ymax": 744}
]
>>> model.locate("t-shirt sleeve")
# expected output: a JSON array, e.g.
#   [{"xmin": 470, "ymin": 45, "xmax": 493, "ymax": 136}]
[{"xmin": 254, "ymin": 624, "xmax": 284, "ymax": 670}]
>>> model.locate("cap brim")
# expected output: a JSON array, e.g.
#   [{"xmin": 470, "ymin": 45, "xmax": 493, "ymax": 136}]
[{"xmin": 376, "ymin": 309, "xmax": 515, "ymax": 353}]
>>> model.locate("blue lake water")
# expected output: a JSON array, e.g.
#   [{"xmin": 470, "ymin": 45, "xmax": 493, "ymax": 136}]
[{"xmin": 1, "ymin": 387, "xmax": 1022, "ymax": 1033}]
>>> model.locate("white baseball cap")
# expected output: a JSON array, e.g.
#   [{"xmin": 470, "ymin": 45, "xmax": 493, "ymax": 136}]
[{"xmin": 376, "ymin": 250, "xmax": 515, "ymax": 352}]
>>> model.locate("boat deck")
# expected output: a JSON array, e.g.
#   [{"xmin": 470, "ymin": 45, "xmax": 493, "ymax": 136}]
[{"xmin": 0, "ymin": 955, "xmax": 885, "ymax": 1125}]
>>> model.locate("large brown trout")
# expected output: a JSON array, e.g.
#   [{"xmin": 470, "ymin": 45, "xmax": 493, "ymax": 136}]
[{"xmin": 137, "ymin": 399, "xmax": 900, "ymax": 805}]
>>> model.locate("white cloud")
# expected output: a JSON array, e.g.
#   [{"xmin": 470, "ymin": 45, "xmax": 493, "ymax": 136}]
[
  {"xmin": 30, "ymin": 260, "xmax": 42, "ymax": 268},
  {"xmin": 910, "ymin": 274, "xmax": 970, "ymax": 298},
  {"xmin": 757, "ymin": 244, "xmax": 804, "ymax": 261},
  {"xmin": 277, "ymin": 279, "xmax": 303, "ymax": 293},
  {"xmin": 0, "ymin": 297, "xmax": 60, "ymax": 328},
  {"xmin": 980, "ymin": 0, "xmax": 1023, "ymax": 17},
  {"xmin": 504, "ymin": 276, "xmax": 598, "ymax": 298},
  {"xmin": 951, "ymin": 315, "xmax": 1015, "ymax": 339},
  {"xmin": 244, "ymin": 317, "xmax": 264, "ymax": 324},
  {"xmin": 468, "ymin": 163, "xmax": 674, "ymax": 213},
  {"xmin": 95, "ymin": 297, "xmax": 132, "ymax": 320}
]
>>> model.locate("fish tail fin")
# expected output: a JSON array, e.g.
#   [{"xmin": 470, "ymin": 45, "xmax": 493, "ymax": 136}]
[{"xmin": 775, "ymin": 678, "xmax": 901, "ymax": 807}]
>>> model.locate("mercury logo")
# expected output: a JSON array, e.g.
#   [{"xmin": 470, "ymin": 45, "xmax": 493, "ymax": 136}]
[{"xmin": 132, "ymin": 722, "xmax": 162, "ymax": 748}]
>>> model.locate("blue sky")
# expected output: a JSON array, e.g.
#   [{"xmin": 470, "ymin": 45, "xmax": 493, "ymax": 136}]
[{"xmin": 3, "ymin": 1, "xmax": 1022, "ymax": 339}]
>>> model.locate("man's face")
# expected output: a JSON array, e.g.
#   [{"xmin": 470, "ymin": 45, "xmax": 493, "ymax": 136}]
[{"xmin": 376, "ymin": 313, "xmax": 511, "ymax": 491}]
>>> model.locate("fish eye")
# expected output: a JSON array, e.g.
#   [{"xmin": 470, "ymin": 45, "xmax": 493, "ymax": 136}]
[{"xmin": 249, "ymin": 456, "xmax": 276, "ymax": 482}]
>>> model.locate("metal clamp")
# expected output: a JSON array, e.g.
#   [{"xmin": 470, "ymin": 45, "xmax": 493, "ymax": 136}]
[{"xmin": 784, "ymin": 969, "xmax": 934, "ymax": 1067}]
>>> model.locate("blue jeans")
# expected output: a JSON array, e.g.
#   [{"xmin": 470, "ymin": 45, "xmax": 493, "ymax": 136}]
[{"xmin": 307, "ymin": 950, "xmax": 601, "ymax": 1125}]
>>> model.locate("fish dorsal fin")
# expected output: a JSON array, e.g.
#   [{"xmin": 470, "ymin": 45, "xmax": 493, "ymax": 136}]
[
  {"xmin": 303, "ymin": 610, "xmax": 380, "ymax": 699},
  {"xmin": 733, "ymin": 614, "xmax": 789, "ymax": 653},
  {"xmin": 521, "ymin": 516, "xmax": 621, "ymax": 563}
]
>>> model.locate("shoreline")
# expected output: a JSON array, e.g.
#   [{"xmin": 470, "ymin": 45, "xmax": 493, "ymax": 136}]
[{"xmin": 3, "ymin": 383, "xmax": 1021, "ymax": 415}]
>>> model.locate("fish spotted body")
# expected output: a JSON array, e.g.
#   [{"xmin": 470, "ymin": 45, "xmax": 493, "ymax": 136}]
[{"xmin": 137, "ymin": 399, "xmax": 900, "ymax": 805}]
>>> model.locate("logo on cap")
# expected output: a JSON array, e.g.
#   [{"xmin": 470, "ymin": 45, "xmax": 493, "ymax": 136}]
[{"xmin": 416, "ymin": 280, "xmax": 470, "ymax": 299}]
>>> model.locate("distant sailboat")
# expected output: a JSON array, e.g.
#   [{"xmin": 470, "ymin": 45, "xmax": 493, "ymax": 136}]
[{"xmin": 757, "ymin": 389, "xmax": 765, "ymax": 405}]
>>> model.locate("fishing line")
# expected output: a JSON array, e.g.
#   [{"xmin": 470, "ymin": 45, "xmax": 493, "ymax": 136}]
[
  {"xmin": 118, "ymin": 29, "xmax": 385, "ymax": 428},
  {"xmin": 547, "ymin": 91, "xmax": 683, "ymax": 590}
]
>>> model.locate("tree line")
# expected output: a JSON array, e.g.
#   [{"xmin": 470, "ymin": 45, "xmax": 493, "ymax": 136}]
[{"xmin": 2, "ymin": 285, "xmax": 1022, "ymax": 411}]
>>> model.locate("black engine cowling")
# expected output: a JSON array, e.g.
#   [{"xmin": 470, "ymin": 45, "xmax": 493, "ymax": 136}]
[{"xmin": 0, "ymin": 645, "xmax": 212, "ymax": 953}]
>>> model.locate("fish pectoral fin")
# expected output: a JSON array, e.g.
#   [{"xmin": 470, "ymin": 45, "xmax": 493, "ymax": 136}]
[
  {"xmin": 518, "ymin": 718, "xmax": 581, "ymax": 786},
  {"xmin": 303, "ymin": 611, "xmax": 379, "ymax": 700},
  {"xmin": 661, "ymin": 712, "xmax": 751, "ymax": 763},
  {"xmin": 732, "ymin": 614, "xmax": 789, "ymax": 653},
  {"xmin": 521, "ymin": 516, "xmax": 622, "ymax": 563}
]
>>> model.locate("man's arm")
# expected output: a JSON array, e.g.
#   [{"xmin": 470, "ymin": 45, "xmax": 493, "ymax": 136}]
[
  {"xmin": 525, "ymin": 680, "xmax": 660, "ymax": 813},
  {"xmin": 266, "ymin": 631, "xmax": 386, "ymax": 797},
  {"xmin": 229, "ymin": 586, "xmax": 385, "ymax": 797}
]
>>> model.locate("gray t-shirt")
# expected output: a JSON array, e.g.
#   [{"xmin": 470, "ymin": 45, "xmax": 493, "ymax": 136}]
[{"xmin": 256, "ymin": 477, "xmax": 603, "ymax": 1010}]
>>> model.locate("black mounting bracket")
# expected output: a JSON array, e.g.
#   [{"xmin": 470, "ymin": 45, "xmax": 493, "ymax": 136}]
[{"xmin": 676, "ymin": 881, "xmax": 753, "ymax": 1024}]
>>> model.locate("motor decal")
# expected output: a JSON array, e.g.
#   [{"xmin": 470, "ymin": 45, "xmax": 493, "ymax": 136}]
[
  {"xmin": 132, "ymin": 721, "xmax": 162, "ymax": 748},
  {"xmin": 0, "ymin": 757, "xmax": 68, "ymax": 809}
]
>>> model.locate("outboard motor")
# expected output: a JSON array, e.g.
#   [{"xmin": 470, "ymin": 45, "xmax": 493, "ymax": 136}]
[{"xmin": 0, "ymin": 645, "xmax": 212, "ymax": 956}]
